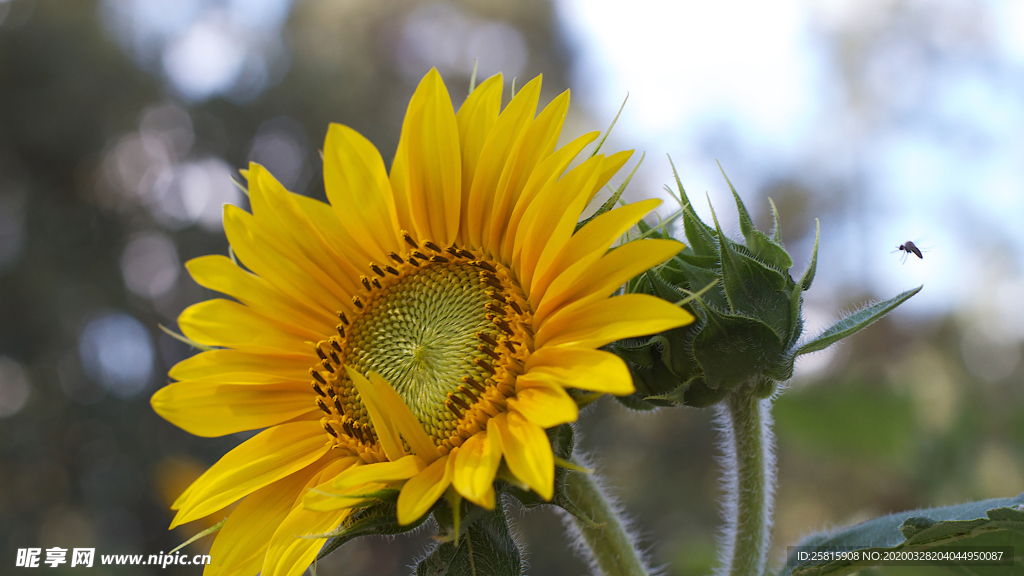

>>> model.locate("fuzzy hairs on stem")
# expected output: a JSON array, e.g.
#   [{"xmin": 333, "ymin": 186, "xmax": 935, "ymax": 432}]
[{"xmin": 712, "ymin": 393, "xmax": 778, "ymax": 576}]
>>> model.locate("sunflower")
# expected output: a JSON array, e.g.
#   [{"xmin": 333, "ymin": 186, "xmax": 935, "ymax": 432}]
[{"xmin": 151, "ymin": 69, "xmax": 694, "ymax": 576}]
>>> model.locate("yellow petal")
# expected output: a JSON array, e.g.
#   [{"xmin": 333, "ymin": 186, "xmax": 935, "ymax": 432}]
[
  {"xmin": 367, "ymin": 373, "xmax": 441, "ymax": 462},
  {"xmin": 204, "ymin": 457, "xmax": 336, "ymax": 576},
  {"xmin": 261, "ymin": 502, "xmax": 351, "ymax": 576},
  {"xmin": 178, "ymin": 299, "xmax": 317, "ymax": 356},
  {"xmin": 345, "ymin": 367, "xmax": 404, "ymax": 461},
  {"xmin": 295, "ymin": 456, "xmax": 363, "ymax": 514},
  {"xmin": 292, "ymin": 457, "xmax": 366, "ymax": 514},
  {"xmin": 246, "ymin": 165, "xmax": 365, "ymax": 300},
  {"xmin": 456, "ymin": 73, "xmax": 503, "ymax": 233},
  {"xmin": 464, "ymin": 75, "xmax": 542, "ymax": 248},
  {"xmin": 522, "ymin": 347, "xmax": 633, "ymax": 395},
  {"xmin": 170, "ymin": 421, "xmax": 330, "ymax": 528},
  {"xmin": 389, "ymin": 68, "xmax": 461, "ymax": 245},
  {"xmin": 589, "ymin": 150, "xmax": 634, "ymax": 203},
  {"xmin": 205, "ymin": 477, "xmax": 308, "ymax": 576},
  {"xmin": 451, "ymin": 425, "xmax": 502, "ymax": 509},
  {"xmin": 290, "ymin": 190, "xmax": 382, "ymax": 276},
  {"xmin": 533, "ymin": 293, "xmax": 695, "ymax": 350},
  {"xmin": 514, "ymin": 155, "xmax": 605, "ymax": 289},
  {"xmin": 224, "ymin": 205, "xmax": 347, "ymax": 318},
  {"xmin": 186, "ymin": 255, "xmax": 334, "ymax": 337},
  {"xmin": 507, "ymin": 382, "xmax": 578, "ymax": 428},
  {"xmin": 168, "ymin": 349, "xmax": 309, "ymax": 383},
  {"xmin": 499, "ymin": 131, "xmax": 599, "ymax": 261},
  {"xmin": 326, "ymin": 455, "xmax": 424, "ymax": 492},
  {"xmin": 257, "ymin": 457, "xmax": 359, "ymax": 576},
  {"xmin": 527, "ymin": 151, "xmax": 633, "ymax": 296},
  {"xmin": 151, "ymin": 380, "xmax": 316, "ymax": 437},
  {"xmin": 535, "ymin": 239, "xmax": 684, "ymax": 326},
  {"xmin": 484, "ymin": 89, "xmax": 570, "ymax": 250},
  {"xmin": 302, "ymin": 480, "xmax": 385, "ymax": 512},
  {"xmin": 528, "ymin": 198, "xmax": 662, "ymax": 311},
  {"xmin": 495, "ymin": 411, "xmax": 554, "ymax": 500},
  {"xmin": 323, "ymin": 123, "xmax": 402, "ymax": 259},
  {"xmin": 397, "ymin": 454, "xmax": 454, "ymax": 525}
]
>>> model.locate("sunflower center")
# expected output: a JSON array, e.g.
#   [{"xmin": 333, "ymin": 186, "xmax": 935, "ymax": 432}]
[
  {"xmin": 309, "ymin": 239, "xmax": 533, "ymax": 461},
  {"xmin": 348, "ymin": 263, "xmax": 496, "ymax": 426}
]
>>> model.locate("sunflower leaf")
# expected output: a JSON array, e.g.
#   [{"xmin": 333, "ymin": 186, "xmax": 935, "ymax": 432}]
[
  {"xmin": 682, "ymin": 205, "xmax": 719, "ymax": 258},
  {"xmin": 719, "ymin": 161, "xmax": 792, "ymax": 270},
  {"xmin": 314, "ymin": 502, "xmax": 426, "ymax": 561},
  {"xmin": 777, "ymin": 493, "xmax": 1024, "ymax": 576},
  {"xmin": 158, "ymin": 324, "xmax": 216, "ymax": 352},
  {"xmin": 800, "ymin": 219, "xmax": 820, "ymax": 292},
  {"xmin": 416, "ymin": 504, "xmax": 523, "ymax": 576},
  {"xmin": 575, "ymin": 152, "xmax": 645, "ymax": 233},
  {"xmin": 768, "ymin": 197, "xmax": 784, "ymax": 244},
  {"xmin": 796, "ymin": 286, "xmax": 922, "ymax": 356},
  {"xmin": 714, "ymin": 215, "xmax": 791, "ymax": 339},
  {"xmin": 168, "ymin": 518, "xmax": 225, "ymax": 554},
  {"xmin": 468, "ymin": 59, "xmax": 479, "ymax": 94},
  {"xmin": 432, "ymin": 491, "xmax": 491, "ymax": 545},
  {"xmin": 692, "ymin": 306, "xmax": 784, "ymax": 391},
  {"xmin": 590, "ymin": 92, "xmax": 628, "ymax": 158},
  {"xmin": 643, "ymin": 375, "xmax": 700, "ymax": 406}
]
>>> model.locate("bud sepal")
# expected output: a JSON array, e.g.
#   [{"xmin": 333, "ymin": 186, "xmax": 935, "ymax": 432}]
[{"xmin": 609, "ymin": 160, "xmax": 920, "ymax": 409}]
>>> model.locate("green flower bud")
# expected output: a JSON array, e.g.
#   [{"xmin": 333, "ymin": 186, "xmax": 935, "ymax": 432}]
[{"xmin": 609, "ymin": 162, "xmax": 919, "ymax": 409}]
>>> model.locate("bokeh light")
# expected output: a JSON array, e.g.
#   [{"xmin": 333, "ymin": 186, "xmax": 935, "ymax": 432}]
[
  {"xmin": 120, "ymin": 231, "xmax": 181, "ymax": 299},
  {"xmin": 78, "ymin": 312, "xmax": 154, "ymax": 399},
  {"xmin": 0, "ymin": 357, "xmax": 31, "ymax": 419}
]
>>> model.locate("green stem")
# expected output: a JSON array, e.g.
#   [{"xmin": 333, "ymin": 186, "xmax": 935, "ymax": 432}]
[
  {"xmin": 564, "ymin": 468, "xmax": 649, "ymax": 576},
  {"xmin": 718, "ymin": 392, "xmax": 775, "ymax": 576}
]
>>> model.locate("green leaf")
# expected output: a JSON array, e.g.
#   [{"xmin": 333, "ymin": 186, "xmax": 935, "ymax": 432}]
[
  {"xmin": 655, "ymin": 260, "xmax": 726, "ymax": 312},
  {"xmin": 719, "ymin": 161, "xmax": 793, "ymax": 270},
  {"xmin": 643, "ymin": 375, "xmax": 700, "ymax": 406},
  {"xmin": 432, "ymin": 494, "xmax": 491, "ymax": 546},
  {"xmin": 667, "ymin": 156, "xmax": 718, "ymax": 257},
  {"xmin": 158, "ymin": 323, "xmax": 216, "ymax": 352},
  {"xmin": 644, "ymin": 267, "xmax": 686, "ymax": 301},
  {"xmin": 679, "ymin": 376, "xmax": 730, "ymax": 408},
  {"xmin": 590, "ymin": 92, "xmax": 628, "ymax": 158},
  {"xmin": 667, "ymin": 155, "xmax": 694, "ymax": 210},
  {"xmin": 778, "ymin": 493, "xmax": 1024, "ymax": 576},
  {"xmin": 768, "ymin": 197, "xmax": 783, "ymax": 244},
  {"xmin": 713, "ymin": 212, "xmax": 792, "ymax": 339},
  {"xmin": 786, "ymin": 280, "xmax": 804, "ymax": 350},
  {"xmin": 682, "ymin": 205, "xmax": 719, "ymax": 258},
  {"xmin": 169, "ymin": 518, "xmax": 225, "ymax": 554},
  {"xmin": 691, "ymin": 306, "xmax": 784, "ymax": 390},
  {"xmin": 468, "ymin": 59, "xmax": 479, "ymax": 94},
  {"xmin": 608, "ymin": 332, "xmax": 693, "ymax": 409},
  {"xmin": 548, "ymin": 423, "xmax": 574, "ymax": 460},
  {"xmin": 796, "ymin": 286, "xmax": 922, "ymax": 356},
  {"xmin": 315, "ymin": 502, "xmax": 427, "ymax": 561},
  {"xmin": 800, "ymin": 219, "xmax": 820, "ymax": 291},
  {"xmin": 416, "ymin": 505, "xmax": 523, "ymax": 576},
  {"xmin": 576, "ymin": 153, "xmax": 644, "ymax": 234}
]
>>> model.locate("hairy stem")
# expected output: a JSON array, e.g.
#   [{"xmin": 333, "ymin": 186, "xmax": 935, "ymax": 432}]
[
  {"xmin": 715, "ymin": 392, "xmax": 776, "ymax": 576},
  {"xmin": 563, "ymin": 469, "xmax": 649, "ymax": 576}
]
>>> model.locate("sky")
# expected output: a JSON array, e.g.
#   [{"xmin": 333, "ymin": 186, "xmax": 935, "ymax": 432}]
[{"xmin": 555, "ymin": 0, "xmax": 1024, "ymax": 330}]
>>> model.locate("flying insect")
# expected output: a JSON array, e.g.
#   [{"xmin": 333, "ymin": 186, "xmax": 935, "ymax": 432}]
[{"xmin": 895, "ymin": 241, "xmax": 923, "ymax": 263}]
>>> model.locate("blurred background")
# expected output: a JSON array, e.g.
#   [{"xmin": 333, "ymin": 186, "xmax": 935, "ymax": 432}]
[{"xmin": 1, "ymin": 0, "xmax": 1023, "ymax": 574}]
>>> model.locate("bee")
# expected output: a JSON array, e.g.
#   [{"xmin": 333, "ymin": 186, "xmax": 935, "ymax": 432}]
[{"xmin": 895, "ymin": 241, "xmax": 923, "ymax": 263}]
